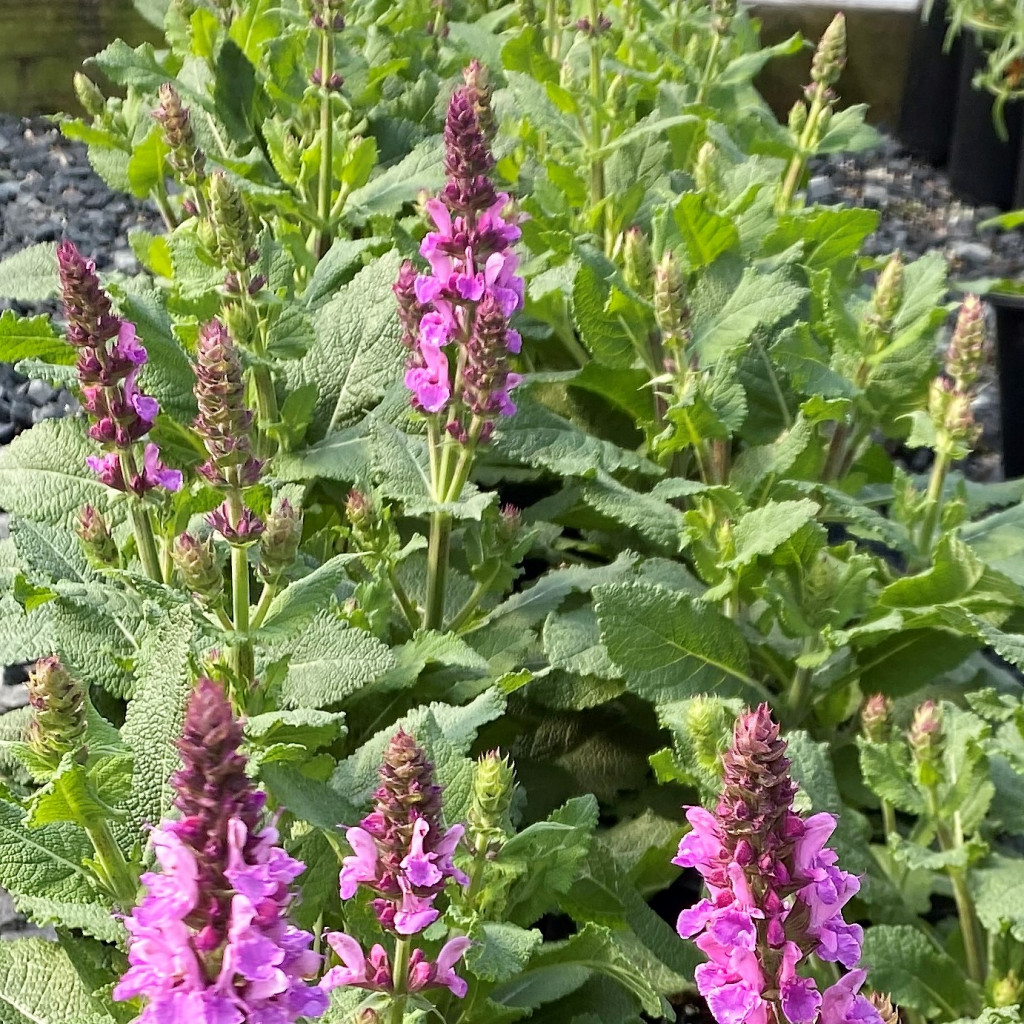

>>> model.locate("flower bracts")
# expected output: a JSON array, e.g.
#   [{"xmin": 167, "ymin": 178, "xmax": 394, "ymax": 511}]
[{"xmin": 675, "ymin": 704, "xmax": 881, "ymax": 1024}]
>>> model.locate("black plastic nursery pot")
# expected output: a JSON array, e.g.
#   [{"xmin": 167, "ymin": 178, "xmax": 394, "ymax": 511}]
[
  {"xmin": 988, "ymin": 290, "xmax": 1024, "ymax": 478},
  {"xmin": 948, "ymin": 38, "xmax": 1024, "ymax": 209},
  {"xmin": 898, "ymin": 0, "xmax": 963, "ymax": 164}
]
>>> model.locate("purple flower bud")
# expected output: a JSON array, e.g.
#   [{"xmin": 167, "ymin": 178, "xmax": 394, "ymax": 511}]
[
  {"xmin": 258, "ymin": 499, "xmax": 303, "ymax": 582},
  {"xmin": 26, "ymin": 655, "xmax": 87, "ymax": 769},
  {"xmin": 192, "ymin": 319, "xmax": 262, "ymax": 489},
  {"xmin": 76, "ymin": 504, "xmax": 118, "ymax": 567},
  {"xmin": 860, "ymin": 694, "xmax": 892, "ymax": 742},
  {"xmin": 206, "ymin": 501, "xmax": 265, "ymax": 545}
]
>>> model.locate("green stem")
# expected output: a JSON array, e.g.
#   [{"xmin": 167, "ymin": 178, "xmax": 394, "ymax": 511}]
[
  {"xmin": 787, "ymin": 637, "xmax": 818, "ymax": 722},
  {"xmin": 917, "ymin": 448, "xmax": 950, "ymax": 557},
  {"xmin": 313, "ymin": 30, "xmax": 336, "ymax": 261},
  {"xmin": 587, "ymin": 0, "xmax": 605, "ymax": 230},
  {"xmin": 119, "ymin": 450, "xmax": 163, "ymax": 582},
  {"xmin": 85, "ymin": 820, "xmax": 136, "ymax": 907},
  {"xmin": 231, "ymin": 544, "xmax": 253, "ymax": 686},
  {"xmin": 930, "ymin": 794, "xmax": 985, "ymax": 988},
  {"xmin": 250, "ymin": 581, "xmax": 278, "ymax": 630},
  {"xmin": 152, "ymin": 177, "xmax": 178, "ymax": 233},
  {"xmin": 465, "ymin": 831, "xmax": 491, "ymax": 905},
  {"xmin": 425, "ymin": 512, "xmax": 452, "ymax": 632},
  {"xmin": 252, "ymin": 365, "xmax": 279, "ymax": 441},
  {"xmin": 388, "ymin": 566, "xmax": 422, "ymax": 631},
  {"xmin": 696, "ymin": 30, "xmax": 723, "ymax": 105},
  {"xmin": 881, "ymin": 801, "xmax": 897, "ymax": 845},
  {"xmin": 389, "ymin": 937, "xmax": 411, "ymax": 1024},
  {"xmin": 545, "ymin": 0, "xmax": 560, "ymax": 59},
  {"xmin": 447, "ymin": 568, "xmax": 499, "ymax": 634},
  {"xmin": 777, "ymin": 83, "xmax": 828, "ymax": 213}
]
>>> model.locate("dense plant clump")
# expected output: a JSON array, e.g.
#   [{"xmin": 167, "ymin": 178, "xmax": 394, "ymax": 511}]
[{"xmin": 3, "ymin": 0, "xmax": 1024, "ymax": 1022}]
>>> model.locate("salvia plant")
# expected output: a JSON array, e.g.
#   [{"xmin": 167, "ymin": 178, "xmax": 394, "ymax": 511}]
[{"xmin": 2, "ymin": 0, "xmax": 1024, "ymax": 1022}]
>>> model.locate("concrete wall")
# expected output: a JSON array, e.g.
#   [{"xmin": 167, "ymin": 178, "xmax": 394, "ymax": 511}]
[{"xmin": 0, "ymin": 0, "xmax": 158, "ymax": 115}]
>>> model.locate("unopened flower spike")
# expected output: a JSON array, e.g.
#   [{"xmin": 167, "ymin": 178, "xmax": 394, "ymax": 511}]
[
  {"xmin": 321, "ymin": 730, "xmax": 472, "ymax": 1001},
  {"xmin": 654, "ymin": 250, "xmax": 689, "ymax": 349},
  {"xmin": 946, "ymin": 295, "xmax": 986, "ymax": 393},
  {"xmin": 811, "ymin": 12, "xmax": 847, "ymax": 88},
  {"xmin": 860, "ymin": 693, "xmax": 892, "ymax": 743},
  {"xmin": 468, "ymin": 749, "xmax": 516, "ymax": 847},
  {"xmin": 258, "ymin": 499, "xmax": 303, "ymax": 584},
  {"xmin": 114, "ymin": 677, "xmax": 327, "ymax": 1023},
  {"xmin": 674, "ymin": 703, "xmax": 881, "ymax": 1024},
  {"xmin": 869, "ymin": 252, "xmax": 904, "ymax": 338},
  {"xmin": 26, "ymin": 656, "xmax": 87, "ymax": 770},
  {"xmin": 76, "ymin": 504, "xmax": 118, "ymax": 568},
  {"xmin": 172, "ymin": 532, "xmax": 224, "ymax": 607},
  {"xmin": 153, "ymin": 83, "xmax": 206, "ymax": 190}
]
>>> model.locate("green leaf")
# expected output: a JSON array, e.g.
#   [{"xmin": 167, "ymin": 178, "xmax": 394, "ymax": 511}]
[
  {"xmin": 120, "ymin": 605, "xmax": 194, "ymax": 834},
  {"xmin": 764, "ymin": 207, "xmax": 879, "ymax": 273},
  {"xmin": 245, "ymin": 708, "xmax": 347, "ymax": 751},
  {"xmin": 468, "ymin": 923, "xmax": 545, "ymax": 984},
  {"xmin": 543, "ymin": 606, "xmax": 618, "ymax": 680},
  {"xmin": 500, "ymin": 796, "xmax": 598, "ymax": 926},
  {"xmin": 258, "ymin": 555, "xmax": 361, "ymax": 641},
  {"xmin": 0, "ymin": 938, "xmax": 115, "ymax": 1024},
  {"xmin": 692, "ymin": 266, "xmax": 803, "ymax": 363},
  {"xmin": 0, "ymin": 801, "xmax": 86, "ymax": 905},
  {"xmin": 491, "ymin": 923, "xmax": 662, "ymax": 1016},
  {"xmin": 343, "ymin": 137, "xmax": 445, "ymax": 224},
  {"xmin": 571, "ymin": 260, "xmax": 640, "ymax": 369},
  {"xmin": 273, "ymin": 612, "xmax": 395, "ymax": 708},
  {"xmin": 674, "ymin": 193, "xmax": 739, "ymax": 269},
  {"xmin": 857, "ymin": 738, "xmax": 925, "ymax": 814},
  {"xmin": 0, "ymin": 419, "xmax": 114, "ymax": 528},
  {"xmin": 0, "ymin": 243, "xmax": 58, "ymax": 302},
  {"xmin": 726, "ymin": 499, "xmax": 820, "ymax": 569},
  {"xmin": 0, "ymin": 311, "xmax": 73, "ymax": 365},
  {"xmin": 305, "ymin": 236, "xmax": 385, "ymax": 309},
  {"xmin": 594, "ymin": 581, "xmax": 760, "ymax": 703},
  {"xmin": 494, "ymin": 393, "xmax": 657, "ymax": 478},
  {"xmin": 861, "ymin": 925, "xmax": 971, "ymax": 1018},
  {"xmin": 127, "ymin": 123, "xmax": 169, "ymax": 198},
  {"xmin": 286, "ymin": 252, "xmax": 405, "ymax": 434}
]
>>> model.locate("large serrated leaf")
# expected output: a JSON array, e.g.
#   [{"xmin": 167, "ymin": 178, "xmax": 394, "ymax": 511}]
[
  {"xmin": 0, "ymin": 311, "xmax": 72, "ymax": 365},
  {"xmin": 674, "ymin": 192, "xmax": 739, "ymax": 269},
  {"xmin": 0, "ymin": 243, "xmax": 58, "ymax": 302},
  {"xmin": 0, "ymin": 938, "xmax": 114, "ymax": 1024},
  {"xmin": 286, "ymin": 252, "xmax": 405, "ymax": 435},
  {"xmin": 0, "ymin": 420, "xmax": 114, "ymax": 528},
  {"xmin": 258, "ymin": 554, "xmax": 361, "ymax": 641},
  {"xmin": 274, "ymin": 612, "xmax": 395, "ymax": 708},
  {"xmin": 692, "ymin": 265, "xmax": 803, "ymax": 363},
  {"xmin": 594, "ymin": 581, "xmax": 761, "ymax": 703},
  {"xmin": 861, "ymin": 925, "xmax": 970, "ymax": 1018},
  {"xmin": 120, "ymin": 605, "xmax": 194, "ymax": 833}
]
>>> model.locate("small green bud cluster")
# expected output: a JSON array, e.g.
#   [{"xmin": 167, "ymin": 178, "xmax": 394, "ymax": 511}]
[
  {"xmin": 653, "ymin": 251, "xmax": 689, "ymax": 352},
  {"xmin": 75, "ymin": 504, "xmax": 118, "ymax": 568},
  {"xmin": 468, "ymin": 750, "xmax": 516, "ymax": 848},
  {"xmin": 172, "ymin": 532, "xmax": 224, "ymax": 607},
  {"xmin": 258, "ymin": 500, "xmax": 304, "ymax": 584}
]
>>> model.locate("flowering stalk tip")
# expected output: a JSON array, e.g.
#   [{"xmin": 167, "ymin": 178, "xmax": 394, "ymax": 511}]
[
  {"xmin": 322, "ymin": 730, "xmax": 472, "ymax": 1002},
  {"xmin": 674, "ymin": 703, "xmax": 880, "ymax": 1024},
  {"xmin": 26, "ymin": 655, "xmax": 87, "ymax": 769},
  {"xmin": 114, "ymin": 677, "xmax": 326, "ymax": 1023}
]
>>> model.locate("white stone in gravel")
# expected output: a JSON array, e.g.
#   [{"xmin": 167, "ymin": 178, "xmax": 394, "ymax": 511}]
[
  {"xmin": 862, "ymin": 183, "xmax": 888, "ymax": 207},
  {"xmin": 0, "ymin": 512, "xmax": 7, "ymax": 541}
]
